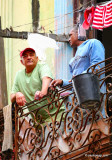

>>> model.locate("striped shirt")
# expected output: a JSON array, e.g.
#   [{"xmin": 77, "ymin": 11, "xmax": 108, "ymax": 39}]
[{"xmin": 92, "ymin": 1, "xmax": 112, "ymax": 30}]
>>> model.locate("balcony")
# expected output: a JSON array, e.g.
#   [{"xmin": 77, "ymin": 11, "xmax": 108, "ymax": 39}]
[{"xmin": 1, "ymin": 57, "xmax": 112, "ymax": 160}]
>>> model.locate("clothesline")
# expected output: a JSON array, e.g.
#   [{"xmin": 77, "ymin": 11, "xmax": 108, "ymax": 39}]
[{"xmin": 97, "ymin": 0, "xmax": 112, "ymax": 6}]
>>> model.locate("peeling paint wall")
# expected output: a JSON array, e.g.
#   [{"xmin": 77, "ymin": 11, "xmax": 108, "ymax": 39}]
[
  {"xmin": 54, "ymin": 0, "xmax": 74, "ymax": 80},
  {"xmin": 39, "ymin": 0, "xmax": 55, "ymax": 76}
]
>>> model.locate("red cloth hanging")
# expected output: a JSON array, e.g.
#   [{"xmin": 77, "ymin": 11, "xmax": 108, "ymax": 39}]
[
  {"xmin": 92, "ymin": 1, "xmax": 112, "ymax": 30},
  {"xmin": 82, "ymin": 6, "xmax": 95, "ymax": 30}
]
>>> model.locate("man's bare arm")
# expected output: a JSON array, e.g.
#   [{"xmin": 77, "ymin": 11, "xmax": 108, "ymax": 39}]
[{"xmin": 34, "ymin": 77, "xmax": 52, "ymax": 100}]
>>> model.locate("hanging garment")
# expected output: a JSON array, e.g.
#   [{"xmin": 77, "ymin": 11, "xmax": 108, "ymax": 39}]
[
  {"xmin": 82, "ymin": 6, "xmax": 95, "ymax": 30},
  {"xmin": 2, "ymin": 104, "xmax": 13, "ymax": 152},
  {"xmin": 78, "ymin": 24, "xmax": 86, "ymax": 40},
  {"xmin": 78, "ymin": 9, "xmax": 86, "ymax": 40},
  {"xmin": 92, "ymin": 1, "xmax": 112, "ymax": 30}
]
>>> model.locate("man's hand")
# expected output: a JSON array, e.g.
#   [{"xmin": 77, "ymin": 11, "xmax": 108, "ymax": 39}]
[
  {"xmin": 34, "ymin": 91, "xmax": 45, "ymax": 100},
  {"xmin": 69, "ymin": 75, "xmax": 75, "ymax": 82},
  {"xmin": 50, "ymin": 79, "xmax": 63, "ymax": 90},
  {"xmin": 16, "ymin": 92, "xmax": 27, "ymax": 106}
]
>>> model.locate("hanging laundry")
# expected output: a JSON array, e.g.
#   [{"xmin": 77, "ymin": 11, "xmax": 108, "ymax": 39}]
[
  {"xmin": 78, "ymin": 24, "xmax": 86, "ymax": 40},
  {"xmin": 78, "ymin": 8, "xmax": 86, "ymax": 40},
  {"xmin": 92, "ymin": 1, "xmax": 112, "ymax": 30},
  {"xmin": 82, "ymin": 6, "xmax": 95, "ymax": 30}
]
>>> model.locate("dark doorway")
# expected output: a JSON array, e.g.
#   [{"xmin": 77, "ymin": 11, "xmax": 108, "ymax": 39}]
[
  {"xmin": 102, "ymin": 26, "xmax": 112, "ymax": 60},
  {"xmin": 102, "ymin": 26, "xmax": 112, "ymax": 117},
  {"xmin": 96, "ymin": 1, "xmax": 112, "ymax": 60},
  {"xmin": 102, "ymin": 26, "xmax": 112, "ymax": 78}
]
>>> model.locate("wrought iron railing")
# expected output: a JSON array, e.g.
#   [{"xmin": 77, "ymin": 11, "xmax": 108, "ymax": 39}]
[
  {"xmin": 1, "ymin": 57, "xmax": 112, "ymax": 160},
  {"xmin": 14, "ymin": 57, "xmax": 112, "ymax": 160}
]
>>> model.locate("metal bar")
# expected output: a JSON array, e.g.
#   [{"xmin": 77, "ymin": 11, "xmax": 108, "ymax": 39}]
[
  {"xmin": 17, "ymin": 91, "xmax": 74, "ymax": 118},
  {"xmin": 14, "ymin": 104, "xmax": 18, "ymax": 160},
  {"xmin": 0, "ymin": 29, "xmax": 69, "ymax": 42}
]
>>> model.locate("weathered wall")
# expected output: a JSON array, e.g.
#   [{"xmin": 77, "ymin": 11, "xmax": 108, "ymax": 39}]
[{"xmin": 54, "ymin": 0, "xmax": 73, "ymax": 80}]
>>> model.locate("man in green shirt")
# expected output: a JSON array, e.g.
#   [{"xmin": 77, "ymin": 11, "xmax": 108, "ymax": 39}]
[{"xmin": 11, "ymin": 48, "xmax": 64, "ymax": 122}]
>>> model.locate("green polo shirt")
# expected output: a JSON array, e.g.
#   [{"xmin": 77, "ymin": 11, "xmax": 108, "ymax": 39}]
[{"xmin": 11, "ymin": 61, "xmax": 65, "ymax": 122}]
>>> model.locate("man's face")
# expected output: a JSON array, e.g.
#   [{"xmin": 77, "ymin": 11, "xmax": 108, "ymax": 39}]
[
  {"xmin": 69, "ymin": 29, "xmax": 78, "ymax": 47},
  {"xmin": 21, "ymin": 50, "xmax": 38, "ymax": 68}
]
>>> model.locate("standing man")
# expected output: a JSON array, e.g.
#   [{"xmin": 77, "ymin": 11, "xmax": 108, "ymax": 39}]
[
  {"xmin": 50, "ymin": 26, "xmax": 106, "ymax": 117},
  {"xmin": 10, "ymin": 48, "xmax": 64, "ymax": 121}
]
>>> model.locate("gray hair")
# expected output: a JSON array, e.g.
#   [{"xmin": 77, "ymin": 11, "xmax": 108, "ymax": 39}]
[{"xmin": 71, "ymin": 25, "xmax": 78, "ymax": 33}]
